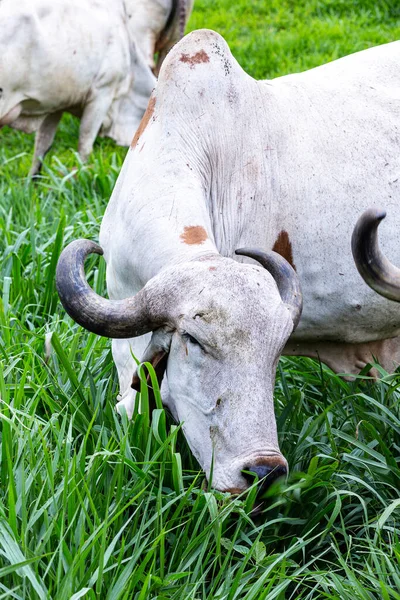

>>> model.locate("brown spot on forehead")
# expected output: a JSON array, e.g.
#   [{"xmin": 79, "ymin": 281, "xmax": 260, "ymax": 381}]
[
  {"xmin": 131, "ymin": 96, "xmax": 156, "ymax": 148},
  {"xmin": 272, "ymin": 230, "xmax": 296, "ymax": 270},
  {"xmin": 179, "ymin": 50, "xmax": 210, "ymax": 68},
  {"xmin": 180, "ymin": 225, "xmax": 208, "ymax": 245}
]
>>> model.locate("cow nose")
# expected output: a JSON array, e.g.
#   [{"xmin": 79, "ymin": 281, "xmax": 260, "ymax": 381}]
[{"xmin": 242, "ymin": 464, "xmax": 287, "ymax": 495}]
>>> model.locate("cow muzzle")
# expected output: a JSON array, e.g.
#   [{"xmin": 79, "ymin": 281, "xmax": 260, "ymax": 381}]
[
  {"xmin": 216, "ymin": 454, "xmax": 288, "ymax": 497},
  {"xmin": 242, "ymin": 462, "xmax": 288, "ymax": 496}
]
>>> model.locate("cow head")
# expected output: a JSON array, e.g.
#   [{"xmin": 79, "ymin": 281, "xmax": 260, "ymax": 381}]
[
  {"xmin": 352, "ymin": 208, "xmax": 400, "ymax": 302},
  {"xmin": 56, "ymin": 240, "xmax": 302, "ymax": 493}
]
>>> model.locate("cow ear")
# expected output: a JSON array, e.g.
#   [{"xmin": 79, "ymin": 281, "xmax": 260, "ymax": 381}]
[
  {"xmin": 131, "ymin": 349, "xmax": 169, "ymax": 392},
  {"xmin": 131, "ymin": 329, "xmax": 172, "ymax": 393}
]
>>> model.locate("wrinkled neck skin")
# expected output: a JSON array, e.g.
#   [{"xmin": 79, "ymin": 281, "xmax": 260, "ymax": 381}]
[{"xmin": 100, "ymin": 31, "xmax": 275, "ymax": 286}]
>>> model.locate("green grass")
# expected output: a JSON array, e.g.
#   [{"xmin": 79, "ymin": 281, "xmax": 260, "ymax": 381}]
[{"xmin": 1, "ymin": 0, "xmax": 400, "ymax": 598}]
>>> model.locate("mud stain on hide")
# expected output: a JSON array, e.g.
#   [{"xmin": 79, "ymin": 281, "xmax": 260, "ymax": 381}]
[
  {"xmin": 179, "ymin": 50, "xmax": 210, "ymax": 68},
  {"xmin": 180, "ymin": 225, "xmax": 208, "ymax": 245},
  {"xmin": 131, "ymin": 96, "xmax": 156, "ymax": 148},
  {"xmin": 272, "ymin": 230, "xmax": 296, "ymax": 270}
]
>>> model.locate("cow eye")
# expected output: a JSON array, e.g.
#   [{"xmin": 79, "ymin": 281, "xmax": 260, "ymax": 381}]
[
  {"xmin": 0, "ymin": 88, "xmax": 3, "ymax": 97},
  {"xmin": 183, "ymin": 332, "xmax": 202, "ymax": 348}
]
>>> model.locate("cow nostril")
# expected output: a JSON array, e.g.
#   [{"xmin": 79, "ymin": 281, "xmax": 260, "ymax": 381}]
[{"xmin": 242, "ymin": 464, "xmax": 287, "ymax": 493}]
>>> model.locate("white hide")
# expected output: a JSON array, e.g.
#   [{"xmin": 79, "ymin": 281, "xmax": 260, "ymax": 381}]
[
  {"xmin": 0, "ymin": 0, "xmax": 155, "ymax": 175},
  {"xmin": 100, "ymin": 30, "xmax": 400, "ymax": 491},
  {"xmin": 125, "ymin": 0, "xmax": 194, "ymax": 72}
]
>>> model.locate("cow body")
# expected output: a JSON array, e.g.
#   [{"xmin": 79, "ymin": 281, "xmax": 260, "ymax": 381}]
[
  {"xmin": 0, "ymin": 0, "xmax": 157, "ymax": 175},
  {"xmin": 59, "ymin": 30, "xmax": 400, "ymax": 492},
  {"xmin": 101, "ymin": 29, "xmax": 400, "ymax": 380}
]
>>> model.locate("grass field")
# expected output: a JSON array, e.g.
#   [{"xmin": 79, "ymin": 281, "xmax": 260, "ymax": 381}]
[{"xmin": 1, "ymin": 1, "xmax": 400, "ymax": 598}]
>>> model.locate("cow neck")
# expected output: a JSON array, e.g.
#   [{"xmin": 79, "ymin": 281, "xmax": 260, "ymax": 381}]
[{"xmin": 101, "ymin": 139, "xmax": 219, "ymax": 286}]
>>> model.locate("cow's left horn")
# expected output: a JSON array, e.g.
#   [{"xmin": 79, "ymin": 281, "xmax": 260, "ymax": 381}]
[
  {"xmin": 56, "ymin": 239, "xmax": 164, "ymax": 338},
  {"xmin": 351, "ymin": 208, "xmax": 400, "ymax": 302},
  {"xmin": 235, "ymin": 248, "xmax": 303, "ymax": 328}
]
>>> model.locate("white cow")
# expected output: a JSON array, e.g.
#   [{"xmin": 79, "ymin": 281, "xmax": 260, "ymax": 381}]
[
  {"xmin": 126, "ymin": 0, "xmax": 194, "ymax": 74},
  {"xmin": 57, "ymin": 30, "xmax": 400, "ymax": 494},
  {"xmin": 0, "ymin": 0, "xmax": 156, "ymax": 176}
]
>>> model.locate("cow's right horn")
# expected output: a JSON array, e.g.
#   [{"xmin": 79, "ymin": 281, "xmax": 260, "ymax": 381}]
[
  {"xmin": 56, "ymin": 239, "xmax": 163, "ymax": 338},
  {"xmin": 351, "ymin": 208, "xmax": 400, "ymax": 302},
  {"xmin": 235, "ymin": 248, "xmax": 303, "ymax": 328}
]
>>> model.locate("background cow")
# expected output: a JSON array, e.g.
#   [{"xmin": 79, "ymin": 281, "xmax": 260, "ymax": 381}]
[
  {"xmin": 0, "ymin": 0, "xmax": 188, "ymax": 176},
  {"xmin": 57, "ymin": 30, "xmax": 400, "ymax": 493}
]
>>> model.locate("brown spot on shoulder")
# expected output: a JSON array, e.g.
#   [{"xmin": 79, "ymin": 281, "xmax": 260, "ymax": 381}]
[
  {"xmin": 272, "ymin": 230, "xmax": 296, "ymax": 270},
  {"xmin": 179, "ymin": 50, "xmax": 210, "ymax": 68},
  {"xmin": 131, "ymin": 96, "xmax": 156, "ymax": 148},
  {"xmin": 180, "ymin": 226, "xmax": 208, "ymax": 245}
]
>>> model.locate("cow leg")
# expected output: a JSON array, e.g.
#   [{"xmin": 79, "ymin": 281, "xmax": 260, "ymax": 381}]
[
  {"xmin": 283, "ymin": 336, "xmax": 400, "ymax": 379},
  {"xmin": 78, "ymin": 95, "xmax": 113, "ymax": 162},
  {"xmin": 29, "ymin": 111, "xmax": 63, "ymax": 177},
  {"xmin": 112, "ymin": 335, "xmax": 150, "ymax": 419}
]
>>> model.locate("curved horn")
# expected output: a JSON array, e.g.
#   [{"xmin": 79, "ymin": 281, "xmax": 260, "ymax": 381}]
[
  {"xmin": 56, "ymin": 239, "xmax": 162, "ymax": 338},
  {"xmin": 351, "ymin": 208, "xmax": 400, "ymax": 302},
  {"xmin": 235, "ymin": 248, "xmax": 303, "ymax": 328}
]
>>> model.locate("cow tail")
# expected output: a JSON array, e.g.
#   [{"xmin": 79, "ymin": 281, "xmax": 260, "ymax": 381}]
[
  {"xmin": 179, "ymin": 0, "xmax": 186, "ymax": 40},
  {"xmin": 168, "ymin": 0, "xmax": 186, "ymax": 41}
]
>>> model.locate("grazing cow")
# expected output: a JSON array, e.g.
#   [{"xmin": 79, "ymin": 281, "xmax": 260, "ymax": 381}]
[
  {"xmin": 126, "ymin": 0, "xmax": 194, "ymax": 74},
  {"xmin": 352, "ymin": 209, "xmax": 400, "ymax": 302},
  {"xmin": 57, "ymin": 30, "xmax": 400, "ymax": 494},
  {"xmin": 0, "ymin": 0, "xmax": 156, "ymax": 176}
]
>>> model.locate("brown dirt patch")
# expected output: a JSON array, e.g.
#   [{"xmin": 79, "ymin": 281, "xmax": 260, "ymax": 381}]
[
  {"xmin": 180, "ymin": 225, "xmax": 208, "ymax": 245},
  {"xmin": 272, "ymin": 230, "xmax": 296, "ymax": 270},
  {"xmin": 179, "ymin": 50, "xmax": 210, "ymax": 68}
]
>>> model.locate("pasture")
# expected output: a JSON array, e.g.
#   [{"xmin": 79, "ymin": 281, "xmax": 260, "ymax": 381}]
[{"xmin": 1, "ymin": 0, "xmax": 400, "ymax": 597}]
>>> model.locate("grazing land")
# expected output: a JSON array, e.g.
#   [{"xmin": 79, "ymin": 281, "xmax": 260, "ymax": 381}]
[{"xmin": 1, "ymin": 1, "xmax": 400, "ymax": 598}]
